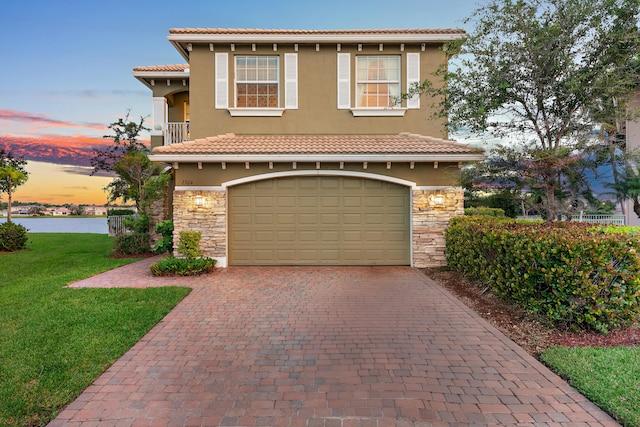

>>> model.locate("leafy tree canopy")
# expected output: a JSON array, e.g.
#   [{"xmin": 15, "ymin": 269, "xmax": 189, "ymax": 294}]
[
  {"xmin": 91, "ymin": 111, "xmax": 149, "ymax": 175},
  {"xmin": 416, "ymin": 0, "xmax": 640, "ymax": 220}
]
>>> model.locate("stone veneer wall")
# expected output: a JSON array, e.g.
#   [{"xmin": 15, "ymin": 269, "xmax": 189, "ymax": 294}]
[
  {"xmin": 412, "ymin": 188, "xmax": 464, "ymax": 268},
  {"xmin": 172, "ymin": 190, "xmax": 226, "ymax": 260}
]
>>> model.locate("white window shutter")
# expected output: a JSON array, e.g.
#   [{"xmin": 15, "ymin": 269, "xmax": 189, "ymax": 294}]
[
  {"xmin": 406, "ymin": 52, "xmax": 421, "ymax": 109},
  {"xmin": 284, "ymin": 53, "xmax": 298, "ymax": 109},
  {"xmin": 337, "ymin": 53, "xmax": 350, "ymax": 109},
  {"xmin": 215, "ymin": 52, "xmax": 228, "ymax": 109}
]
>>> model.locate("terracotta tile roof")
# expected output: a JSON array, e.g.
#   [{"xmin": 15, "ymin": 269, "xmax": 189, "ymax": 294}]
[
  {"xmin": 152, "ymin": 133, "xmax": 483, "ymax": 156},
  {"xmin": 169, "ymin": 28, "xmax": 465, "ymax": 36},
  {"xmin": 133, "ymin": 64, "xmax": 189, "ymax": 72}
]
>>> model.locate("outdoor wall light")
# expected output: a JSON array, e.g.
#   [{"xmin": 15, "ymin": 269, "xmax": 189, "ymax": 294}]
[
  {"xmin": 429, "ymin": 193, "xmax": 445, "ymax": 207},
  {"xmin": 194, "ymin": 194, "xmax": 205, "ymax": 207}
]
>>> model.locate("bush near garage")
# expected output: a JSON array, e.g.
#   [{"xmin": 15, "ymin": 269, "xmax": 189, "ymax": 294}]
[
  {"xmin": 150, "ymin": 230, "xmax": 216, "ymax": 276},
  {"xmin": 445, "ymin": 217, "xmax": 640, "ymax": 333}
]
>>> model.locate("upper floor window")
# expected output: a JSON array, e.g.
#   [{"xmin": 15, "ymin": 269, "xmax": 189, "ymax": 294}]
[
  {"xmin": 355, "ymin": 56, "xmax": 401, "ymax": 108},
  {"xmin": 235, "ymin": 56, "xmax": 279, "ymax": 108}
]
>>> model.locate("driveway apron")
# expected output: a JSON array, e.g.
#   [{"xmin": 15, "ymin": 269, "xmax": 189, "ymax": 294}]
[{"xmin": 50, "ymin": 266, "xmax": 618, "ymax": 426}]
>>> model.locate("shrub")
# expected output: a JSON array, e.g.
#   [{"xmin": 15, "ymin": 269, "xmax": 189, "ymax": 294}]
[
  {"xmin": 113, "ymin": 232, "xmax": 150, "ymax": 255},
  {"xmin": 149, "ymin": 256, "xmax": 216, "ymax": 276},
  {"xmin": 177, "ymin": 231, "xmax": 203, "ymax": 259},
  {"xmin": 152, "ymin": 220, "xmax": 173, "ymax": 254},
  {"xmin": 445, "ymin": 217, "xmax": 640, "ymax": 333},
  {"xmin": 464, "ymin": 207, "xmax": 505, "ymax": 217},
  {"xmin": 0, "ymin": 222, "xmax": 28, "ymax": 252},
  {"xmin": 150, "ymin": 229, "xmax": 215, "ymax": 276}
]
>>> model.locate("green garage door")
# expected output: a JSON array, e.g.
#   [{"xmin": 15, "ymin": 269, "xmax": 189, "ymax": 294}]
[{"xmin": 228, "ymin": 176, "xmax": 410, "ymax": 265}]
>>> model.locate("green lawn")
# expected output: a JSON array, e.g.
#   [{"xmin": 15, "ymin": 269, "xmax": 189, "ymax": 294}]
[
  {"xmin": 541, "ymin": 346, "xmax": 640, "ymax": 427},
  {"xmin": 0, "ymin": 233, "xmax": 190, "ymax": 427}
]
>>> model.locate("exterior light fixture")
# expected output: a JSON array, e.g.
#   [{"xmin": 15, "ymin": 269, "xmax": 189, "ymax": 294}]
[
  {"xmin": 194, "ymin": 194, "xmax": 204, "ymax": 207},
  {"xmin": 429, "ymin": 193, "xmax": 445, "ymax": 207}
]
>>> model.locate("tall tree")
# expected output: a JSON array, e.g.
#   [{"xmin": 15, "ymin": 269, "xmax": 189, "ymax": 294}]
[
  {"xmin": 93, "ymin": 113, "xmax": 170, "ymax": 239},
  {"xmin": 91, "ymin": 111, "xmax": 149, "ymax": 175},
  {"xmin": 0, "ymin": 150, "xmax": 29, "ymax": 223},
  {"xmin": 415, "ymin": 0, "xmax": 640, "ymax": 220},
  {"xmin": 0, "ymin": 165, "xmax": 28, "ymax": 223}
]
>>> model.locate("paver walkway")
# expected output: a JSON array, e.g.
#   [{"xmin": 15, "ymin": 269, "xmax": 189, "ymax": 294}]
[{"xmin": 50, "ymin": 264, "xmax": 618, "ymax": 426}]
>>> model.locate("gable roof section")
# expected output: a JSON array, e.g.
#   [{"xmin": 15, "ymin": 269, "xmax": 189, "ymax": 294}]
[
  {"xmin": 133, "ymin": 64, "xmax": 190, "ymax": 89},
  {"xmin": 149, "ymin": 133, "xmax": 484, "ymax": 163},
  {"xmin": 168, "ymin": 27, "xmax": 466, "ymax": 60}
]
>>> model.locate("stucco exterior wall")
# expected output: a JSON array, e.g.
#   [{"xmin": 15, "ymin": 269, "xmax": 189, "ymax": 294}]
[
  {"xmin": 173, "ymin": 161, "xmax": 461, "ymax": 187},
  {"xmin": 187, "ymin": 42, "xmax": 448, "ymax": 139}
]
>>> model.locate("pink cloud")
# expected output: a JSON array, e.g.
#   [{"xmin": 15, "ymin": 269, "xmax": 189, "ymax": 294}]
[
  {"xmin": 0, "ymin": 134, "xmax": 149, "ymax": 167},
  {"xmin": 0, "ymin": 109, "xmax": 105, "ymax": 131}
]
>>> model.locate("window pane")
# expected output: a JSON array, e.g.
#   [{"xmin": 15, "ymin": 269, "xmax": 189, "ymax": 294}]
[
  {"xmin": 235, "ymin": 56, "xmax": 279, "ymax": 108},
  {"xmin": 356, "ymin": 55, "xmax": 400, "ymax": 107}
]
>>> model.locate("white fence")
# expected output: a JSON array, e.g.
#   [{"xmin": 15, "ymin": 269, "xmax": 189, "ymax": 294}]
[
  {"xmin": 571, "ymin": 213, "xmax": 625, "ymax": 225},
  {"xmin": 165, "ymin": 122, "xmax": 190, "ymax": 145},
  {"xmin": 516, "ymin": 214, "xmax": 626, "ymax": 225},
  {"xmin": 107, "ymin": 215, "xmax": 131, "ymax": 236}
]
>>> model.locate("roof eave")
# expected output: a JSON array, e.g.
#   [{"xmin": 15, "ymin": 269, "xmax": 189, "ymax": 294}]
[
  {"xmin": 132, "ymin": 70, "xmax": 190, "ymax": 90},
  {"xmin": 167, "ymin": 32, "xmax": 465, "ymax": 60},
  {"xmin": 149, "ymin": 153, "xmax": 485, "ymax": 163}
]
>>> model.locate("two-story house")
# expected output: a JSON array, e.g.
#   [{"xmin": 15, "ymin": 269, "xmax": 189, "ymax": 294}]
[{"xmin": 134, "ymin": 28, "xmax": 484, "ymax": 267}]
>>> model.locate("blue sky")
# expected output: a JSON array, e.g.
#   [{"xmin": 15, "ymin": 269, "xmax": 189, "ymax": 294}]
[{"xmin": 0, "ymin": 0, "xmax": 480, "ymax": 204}]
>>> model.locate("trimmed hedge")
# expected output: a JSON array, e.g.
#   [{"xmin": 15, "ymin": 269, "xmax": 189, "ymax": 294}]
[
  {"xmin": 149, "ymin": 256, "xmax": 216, "ymax": 276},
  {"xmin": 0, "ymin": 222, "xmax": 28, "ymax": 252},
  {"xmin": 464, "ymin": 207, "xmax": 505, "ymax": 217},
  {"xmin": 445, "ymin": 217, "xmax": 640, "ymax": 333}
]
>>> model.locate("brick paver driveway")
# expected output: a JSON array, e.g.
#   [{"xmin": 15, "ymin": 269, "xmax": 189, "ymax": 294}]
[{"xmin": 50, "ymin": 265, "xmax": 617, "ymax": 426}]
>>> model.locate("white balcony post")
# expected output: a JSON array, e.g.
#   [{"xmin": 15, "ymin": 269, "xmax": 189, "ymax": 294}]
[{"xmin": 151, "ymin": 97, "xmax": 167, "ymax": 138}]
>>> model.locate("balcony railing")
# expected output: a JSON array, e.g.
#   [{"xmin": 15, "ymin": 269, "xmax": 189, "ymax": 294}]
[{"xmin": 165, "ymin": 122, "xmax": 190, "ymax": 145}]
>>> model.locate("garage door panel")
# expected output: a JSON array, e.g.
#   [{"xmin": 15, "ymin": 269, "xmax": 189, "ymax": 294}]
[
  {"xmin": 387, "ymin": 213, "xmax": 408, "ymax": 225},
  {"xmin": 320, "ymin": 178, "xmax": 340, "ymax": 189},
  {"xmin": 364, "ymin": 213, "xmax": 384, "ymax": 224},
  {"xmin": 387, "ymin": 195, "xmax": 407, "ymax": 207},
  {"xmin": 276, "ymin": 213, "xmax": 296, "ymax": 224},
  {"xmin": 255, "ymin": 213, "xmax": 274, "ymax": 224},
  {"xmin": 254, "ymin": 230, "xmax": 274, "ymax": 242},
  {"xmin": 229, "ymin": 176, "xmax": 409, "ymax": 265},
  {"xmin": 299, "ymin": 213, "xmax": 318, "ymax": 224},
  {"xmin": 299, "ymin": 230, "xmax": 318, "ymax": 241},
  {"xmin": 231, "ymin": 196, "xmax": 252, "ymax": 208},
  {"xmin": 343, "ymin": 196, "xmax": 362, "ymax": 207},
  {"xmin": 320, "ymin": 213, "xmax": 339, "ymax": 224},
  {"xmin": 276, "ymin": 196, "xmax": 296, "ymax": 207},
  {"xmin": 321, "ymin": 196, "xmax": 339, "ymax": 207}
]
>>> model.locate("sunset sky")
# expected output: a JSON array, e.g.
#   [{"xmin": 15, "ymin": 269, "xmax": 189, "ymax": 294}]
[{"xmin": 0, "ymin": 0, "xmax": 478, "ymax": 205}]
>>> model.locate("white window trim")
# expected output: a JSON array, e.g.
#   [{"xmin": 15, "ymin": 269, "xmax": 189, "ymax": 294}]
[
  {"xmin": 355, "ymin": 55, "xmax": 402, "ymax": 109},
  {"xmin": 227, "ymin": 108, "xmax": 285, "ymax": 117},
  {"xmin": 350, "ymin": 108, "xmax": 407, "ymax": 117},
  {"xmin": 234, "ymin": 55, "xmax": 280, "ymax": 109}
]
